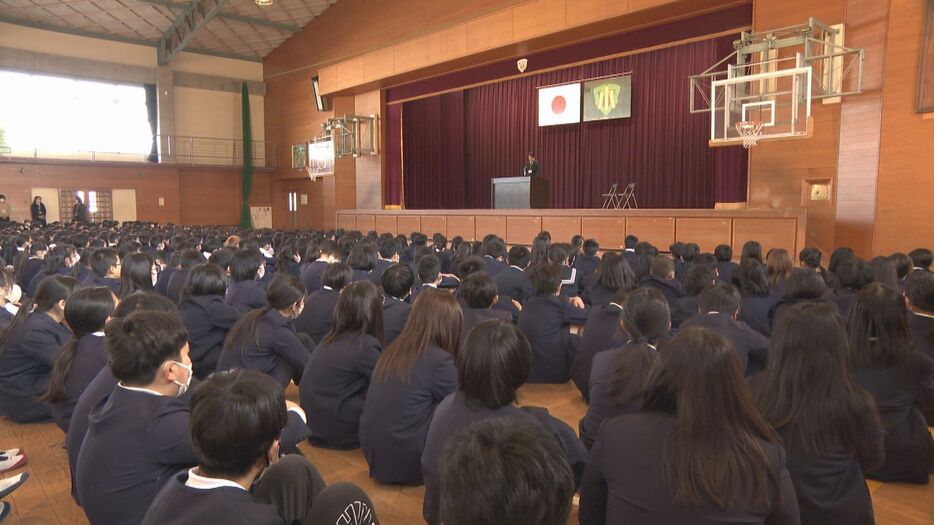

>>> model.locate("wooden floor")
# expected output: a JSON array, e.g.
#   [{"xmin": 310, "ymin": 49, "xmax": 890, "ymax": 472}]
[{"xmin": 0, "ymin": 382, "xmax": 931, "ymax": 524}]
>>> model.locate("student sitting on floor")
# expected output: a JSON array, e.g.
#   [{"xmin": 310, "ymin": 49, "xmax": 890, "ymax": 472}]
[
  {"xmin": 570, "ymin": 285, "xmax": 635, "ymax": 402},
  {"xmin": 753, "ymin": 302, "xmax": 883, "ymax": 525},
  {"xmin": 410, "ymin": 254, "xmax": 444, "ymax": 305},
  {"xmin": 380, "ymin": 263, "xmax": 414, "ymax": 346},
  {"xmin": 670, "ymin": 264, "xmax": 717, "ymax": 329},
  {"xmin": 438, "ymin": 419, "xmax": 575, "ymax": 525},
  {"xmin": 300, "ymin": 281, "xmax": 383, "ymax": 450},
  {"xmin": 906, "ymin": 270, "xmax": 934, "ymax": 361},
  {"xmin": 218, "ymin": 274, "xmax": 309, "ymax": 389},
  {"xmin": 573, "ymin": 239, "xmax": 601, "ymax": 283},
  {"xmin": 360, "ymin": 289, "xmax": 460, "ymax": 485},
  {"xmin": 581, "ymin": 252, "xmax": 637, "ymax": 308},
  {"xmin": 732, "ymin": 258, "xmax": 776, "ymax": 337},
  {"xmin": 226, "ymin": 249, "xmax": 269, "ymax": 314},
  {"xmin": 714, "ymin": 244, "xmax": 738, "ymax": 285},
  {"xmin": 517, "ymin": 263, "xmax": 588, "ymax": 384},
  {"xmin": 847, "ymin": 283, "xmax": 934, "ymax": 485},
  {"xmin": 89, "ymin": 247, "xmax": 122, "ymax": 296},
  {"xmin": 166, "ymin": 250, "xmax": 205, "ymax": 304},
  {"xmin": 300, "ymin": 239, "xmax": 340, "ymax": 295},
  {"xmin": 769, "ymin": 268, "xmax": 836, "ymax": 329},
  {"xmin": 579, "ymin": 327, "xmax": 800, "ymax": 525},
  {"xmin": 681, "ymin": 284, "xmax": 769, "ymax": 376},
  {"xmin": 0, "ymin": 275, "xmax": 76, "ymax": 423},
  {"xmin": 640, "ymin": 255, "xmax": 684, "ymax": 308},
  {"xmin": 294, "ymin": 262, "xmax": 350, "ymax": 344},
  {"xmin": 42, "ymin": 286, "xmax": 116, "ymax": 433},
  {"xmin": 827, "ymin": 258, "xmax": 874, "ymax": 319},
  {"xmin": 370, "ymin": 238, "xmax": 401, "ymax": 286},
  {"xmin": 179, "ymin": 264, "xmax": 240, "ymax": 379},
  {"xmin": 457, "ymin": 273, "xmax": 511, "ymax": 347},
  {"xmin": 421, "ymin": 319, "xmax": 586, "ymax": 525},
  {"xmin": 494, "ymin": 245, "xmax": 533, "ymax": 305},
  {"xmin": 580, "ymin": 288, "xmax": 670, "ymax": 449},
  {"xmin": 143, "ymin": 369, "xmax": 378, "ymax": 525}
]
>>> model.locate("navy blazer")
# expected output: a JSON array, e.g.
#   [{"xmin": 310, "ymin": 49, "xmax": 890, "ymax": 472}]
[
  {"xmin": 155, "ymin": 266, "xmax": 176, "ymax": 296},
  {"xmin": 17, "ymin": 257, "xmax": 44, "ymax": 292},
  {"xmin": 570, "ymin": 303, "xmax": 626, "ymax": 402},
  {"xmin": 559, "ymin": 265, "xmax": 583, "ymax": 298},
  {"xmin": 51, "ymin": 333, "xmax": 108, "ymax": 433},
  {"xmin": 827, "ymin": 289, "xmax": 859, "ymax": 319},
  {"xmin": 217, "ymin": 309, "xmax": 309, "ymax": 388},
  {"xmin": 717, "ymin": 260, "xmax": 739, "ymax": 284},
  {"xmin": 517, "ymin": 296, "xmax": 588, "ymax": 383},
  {"xmin": 225, "ymin": 279, "xmax": 268, "ymax": 314},
  {"xmin": 670, "ymin": 295, "xmax": 700, "ymax": 329},
  {"xmin": 382, "ymin": 296, "xmax": 411, "ymax": 347},
  {"xmin": 852, "ymin": 351, "xmax": 934, "ymax": 484},
  {"xmin": 359, "ymin": 344, "xmax": 456, "ymax": 484},
  {"xmin": 739, "ymin": 293, "xmax": 776, "ymax": 337},
  {"xmin": 179, "ymin": 295, "xmax": 240, "ymax": 379},
  {"xmin": 142, "ymin": 470, "xmax": 285, "ymax": 525},
  {"xmin": 91, "ymin": 276, "xmax": 122, "ymax": 296},
  {"xmin": 482, "ymin": 256, "xmax": 508, "ymax": 277},
  {"xmin": 300, "ymin": 260, "xmax": 328, "ymax": 295},
  {"xmin": 76, "ymin": 386, "xmax": 197, "ymax": 525},
  {"xmin": 350, "ymin": 268, "xmax": 372, "ymax": 283},
  {"xmin": 299, "ymin": 333, "xmax": 381, "ymax": 449},
  {"xmin": 573, "ymin": 254, "xmax": 600, "ymax": 282},
  {"xmin": 908, "ymin": 311, "xmax": 934, "ymax": 361},
  {"xmin": 579, "ymin": 412, "xmax": 800, "ymax": 525},
  {"xmin": 369, "ymin": 258, "xmax": 394, "ymax": 286},
  {"xmin": 682, "ymin": 312, "xmax": 769, "ymax": 376},
  {"xmin": 622, "ymin": 250, "xmax": 640, "ymax": 272},
  {"xmin": 494, "ymin": 266, "xmax": 533, "ymax": 304},
  {"xmin": 581, "ymin": 282, "xmax": 616, "ymax": 308},
  {"xmin": 66, "ymin": 367, "xmax": 118, "ymax": 501},
  {"xmin": 579, "ymin": 342, "xmax": 653, "ymax": 449},
  {"xmin": 294, "ymin": 288, "xmax": 340, "ymax": 343},
  {"xmin": 460, "ymin": 305, "xmax": 511, "ymax": 347},
  {"xmin": 421, "ymin": 391, "xmax": 587, "ymax": 525},
  {"xmin": 640, "ymin": 275, "xmax": 684, "ymax": 308},
  {"xmin": 0, "ymin": 311, "xmax": 71, "ymax": 422}
]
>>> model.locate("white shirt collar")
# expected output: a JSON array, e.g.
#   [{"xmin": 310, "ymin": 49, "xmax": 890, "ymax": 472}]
[
  {"xmin": 315, "ymin": 258, "xmax": 329, "ymax": 263},
  {"xmin": 911, "ymin": 310, "xmax": 934, "ymax": 320},
  {"xmin": 91, "ymin": 331, "xmax": 105, "ymax": 337},
  {"xmin": 184, "ymin": 468, "xmax": 246, "ymax": 491},
  {"xmin": 608, "ymin": 302, "xmax": 623, "ymax": 310},
  {"xmin": 117, "ymin": 382, "xmax": 164, "ymax": 397},
  {"xmin": 423, "ymin": 283, "xmax": 438, "ymax": 288},
  {"xmin": 3, "ymin": 303, "xmax": 18, "ymax": 316},
  {"xmin": 323, "ymin": 285, "xmax": 334, "ymax": 291},
  {"xmin": 509, "ymin": 265, "xmax": 524, "ymax": 271},
  {"xmin": 625, "ymin": 248, "xmax": 635, "ymax": 252}
]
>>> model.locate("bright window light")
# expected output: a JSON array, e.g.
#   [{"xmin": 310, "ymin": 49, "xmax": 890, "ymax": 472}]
[
  {"xmin": 88, "ymin": 191, "xmax": 98, "ymax": 213},
  {"xmin": 0, "ymin": 70, "xmax": 152, "ymax": 155}
]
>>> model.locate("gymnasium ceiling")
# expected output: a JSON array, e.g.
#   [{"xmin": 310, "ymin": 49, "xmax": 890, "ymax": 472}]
[{"xmin": 0, "ymin": 0, "xmax": 339, "ymax": 62}]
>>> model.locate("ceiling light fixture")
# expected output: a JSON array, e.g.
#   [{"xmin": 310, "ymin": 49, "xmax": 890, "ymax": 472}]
[{"xmin": 255, "ymin": 0, "xmax": 273, "ymax": 6}]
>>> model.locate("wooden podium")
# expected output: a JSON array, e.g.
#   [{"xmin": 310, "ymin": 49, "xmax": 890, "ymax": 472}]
[{"xmin": 491, "ymin": 177, "xmax": 550, "ymax": 209}]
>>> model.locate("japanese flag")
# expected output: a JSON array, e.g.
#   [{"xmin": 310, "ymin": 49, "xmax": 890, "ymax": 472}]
[{"xmin": 538, "ymin": 83, "xmax": 581, "ymax": 126}]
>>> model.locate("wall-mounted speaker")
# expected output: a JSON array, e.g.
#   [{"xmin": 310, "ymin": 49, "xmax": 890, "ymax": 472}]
[{"xmin": 311, "ymin": 75, "xmax": 330, "ymax": 112}]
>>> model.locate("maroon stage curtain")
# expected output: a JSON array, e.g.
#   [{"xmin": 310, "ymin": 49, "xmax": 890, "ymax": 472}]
[
  {"xmin": 396, "ymin": 35, "xmax": 747, "ymax": 210},
  {"xmin": 384, "ymin": 103, "xmax": 404, "ymax": 206}
]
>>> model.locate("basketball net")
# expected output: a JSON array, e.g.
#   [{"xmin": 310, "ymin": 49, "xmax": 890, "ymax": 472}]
[{"xmin": 735, "ymin": 121, "xmax": 764, "ymax": 149}]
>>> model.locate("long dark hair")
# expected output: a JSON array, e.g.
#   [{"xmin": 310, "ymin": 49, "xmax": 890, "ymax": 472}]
[
  {"xmin": 43, "ymin": 287, "xmax": 115, "ymax": 404},
  {"xmin": 740, "ymin": 241, "xmax": 763, "ymax": 264},
  {"xmin": 0, "ymin": 274, "xmax": 76, "ymax": 353},
  {"xmin": 847, "ymin": 283, "xmax": 914, "ymax": 367},
  {"xmin": 595, "ymin": 252, "xmax": 636, "ymax": 291},
  {"xmin": 754, "ymin": 302, "xmax": 879, "ymax": 458},
  {"xmin": 320, "ymin": 280, "xmax": 383, "ymax": 346},
  {"xmin": 643, "ymin": 327, "xmax": 779, "ymax": 509},
  {"xmin": 374, "ymin": 289, "xmax": 461, "ymax": 382},
  {"xmin": 224, "ymin": 273, "xmax": 305, "ymax": 355},
  {"xmin": 605, "ymin": 288, "xmax": 669, "ymax": 408},
  {"xmin": 120, "ymin": 252, "xmax": 154, "ymax": 298}
]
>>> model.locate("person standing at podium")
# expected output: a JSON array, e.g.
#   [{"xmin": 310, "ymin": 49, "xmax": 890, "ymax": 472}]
[{"xmin": 522, "ymin": 152, "xmax": 539, "ymax": 177}]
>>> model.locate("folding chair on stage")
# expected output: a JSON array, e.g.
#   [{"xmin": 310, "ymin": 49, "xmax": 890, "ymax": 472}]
[
  {"xmin": 619, "ymin": 183, "xmax": 638, "ymax": 209},
  {"xmin": 601, "ymin": 183, "xmax": 622, "ymax": 209}
]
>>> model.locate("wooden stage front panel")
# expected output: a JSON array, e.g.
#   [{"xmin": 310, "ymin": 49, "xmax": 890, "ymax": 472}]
[{"xmin": 336, "ymin": 208, "xmax": 808, "ymax": 256}]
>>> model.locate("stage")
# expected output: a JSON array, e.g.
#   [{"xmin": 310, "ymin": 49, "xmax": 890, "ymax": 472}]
[{"xmin": 336, "ymin": 208, "xmax": 807, "ymax": 256}]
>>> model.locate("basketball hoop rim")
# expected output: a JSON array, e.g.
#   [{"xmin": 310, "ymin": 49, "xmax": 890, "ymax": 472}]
[{"xmin": 735, "ymin": 120, "xmax": 764, "ymax": 148}]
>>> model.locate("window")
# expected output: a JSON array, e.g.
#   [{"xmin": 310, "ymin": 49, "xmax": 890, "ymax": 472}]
[
  {"xmin": 60, "ymin": 189, "xmax": 113, "ymax": 222},
  {"xmin": 0, "ymin": 71, "xmax": 152, "ymax": 155}
]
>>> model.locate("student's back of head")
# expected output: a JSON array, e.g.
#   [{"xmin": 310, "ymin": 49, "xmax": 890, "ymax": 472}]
[
  {"xmin": 381, "ymin": 263, "xmax": 414, "ymax": 300},
  {"xmin": 837, "ymin": 258, "xmax": 874, "ymax": 292},
  {"xmin": 230, "ymin": 249, "xmax": 263, "ymax": 283},
  {"xmin": 457, "ymin": 319, "xmax": 530, "ymax": 410},
  {"xmin": 828, "ymin": 247, "xmax": 855, "ymax": 275},
  {"xmin": 714, "ymin": 244, "xmax": 733, "ymax": 262},
  {"xmin": 595, "ymin": 252, "xmax": 636, "ymax": 291},
  {"xmin": 459, "ymin": 272, "xmax": 498, "ymax": 309},
  {"xmin": 439, "ymin": 418, "xmax": 574, "ymax": 525},
  {"xmin": 740, "ymin": 240, "xmax": 762, "ymax": 263},
  {"xmin": 582, "ymin": 239, "xmax": 599, "ymax": 257},
  {"xmin": 456, "ymin": 256, "xmax": 486, "ymax": 278},
  {"xmin": 783, "ymin": 268, "xmax": 827, "ymax": 300},
  {"xmin": 846, "ymin": 283, "xmax": 913, "ymax": 367},
  {"xmin": 90, "ymin": 247, "xmax": 119, "ymax": 278},
  {"xmin": 682, "ymin": 264, "xmax": 717, "ymax": 297},
  {"xmin": 184, "ymin": 263, "xmax": 228, "ymax": 298},
  {"xmin": 906, "ymin": 270, "xmax": 934, "ymax": 313},
  {"xmin": 417, "ymin": 254, "xmax": 441, "ymax": 285},
  {"xmin": 507, "ymin": 246, "xmax": 531, "ymax": 269},
  {"xmin": 624, "ymin": 235, "xmax": 639, "ymax": 250},
  {"xmin": 649, "ymin": 255, "xmax": 675, "ymax": 280},
  {"xmin": 698, "ymin": 283, "xmax": 741, "ymax": 316},
  {"xmin": 527, "ymin": 262, "xmax": 562, "ymax": 297},
  {"xmin": 107, "ymin": 311, "xmax": 188, "ymax": 386},
  {"xmin": 321, "ymin": 280, "xmax": 383, "ymax": 345},
  {"xmin": 799, "ymin": 247, "xmax": 823, "ymax": 270},
  {"xmin": 322, "ymin": 262, "xmax": 352, "ymax": 291},
  {"xmin": 190, "ymin": 370, "xmax": 287, "ymax": 478},
  {"xmin": 909, "ymin": 248, "xmax": 933, "ymax": 270}
]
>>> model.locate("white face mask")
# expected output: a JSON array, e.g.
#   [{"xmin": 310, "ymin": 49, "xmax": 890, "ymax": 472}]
[
  {"xmin": 8, "ymin": 285, "xmax": 22, "ymax": 305},
  {"xmin": 256, "ymin": 265, "xmax": 265, "ymax": 280},
  {"xmin": 171, "ymin": 361, "xmax": 193, "ymax": 397}
]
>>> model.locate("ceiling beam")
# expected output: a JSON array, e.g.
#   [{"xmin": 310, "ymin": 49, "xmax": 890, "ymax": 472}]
[
  {"xmin": 0, "ymin": 15, "xmax": 260, "ymax": 63},
  {"xmin": 135, "ymin": 0, "xmax": 301, "ymax": 32},
  {"xmin": 158, "ymin": 0, "xmax": 229, "ymax": 65}
]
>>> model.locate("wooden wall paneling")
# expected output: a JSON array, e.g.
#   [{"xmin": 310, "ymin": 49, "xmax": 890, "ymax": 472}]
[
  {"xmin": 475, "ymin": 215, "xmax": 507, "ymax": 240},
  {"xmin": 374, "ymin": 215, "xmax": 397, "ymax": 235},
  {"xmin": 393, "ymin": 37, "xmax": 429, "ymax": 74},
  {"xmin": 397, "ymin": 215, "xmax": 422, "ymax": 235},
  {"xmin": 541, "ymin": 216, "xmax": 582, "ymax": 243},
  {"xmin": 354, "ymin": 90, "xmax": 382, "ymax": 210},
  {"xmin": 466, "ymin": 9, "xmax": 515, "ymax": 54},
  {"xmin": 512, "ymin": 0, "xmax": 567, "ymax": 42},
  {"xmin": 178, "ymin": 169, "xmax": 241, "ymax": 225},
  {"xmin": 364, "ymin": 48, "xmax": 394, "ymax": 82},
  {"xmin": 626, "ymin": 217, "xmax": 674, "ymax": 249},
  {"xmin": 506, "ymin": 216, "xmax": 542, "ymax": 245},
  {"xmin": 732, "ymin": 217, "xmax": 798, "ymax": 256},
  {"xmin": 420, "ymin": 215, "xmax": 448, "ymax": 236},
  {"xmin": 356, "ymin": 214, "xmax": 376, "ymax": 232},
  {"xmin": 565, "ymin": 0, "xmax": 632, "ymax": 28},
  {"xmin": 336, "ymin": 213, "xmax": 356, "ymax": 230},
  {"xmin": 427, "ymin": 25, "xmax": 469, "ymax": 65},
  {"xmin": 446, "ymin": 215, "xmax": 476, "ymax": 240},
  {"xmin": 336, "ymin": 56, "xmax": 365, "ymax": 92},
  {"xmin": 582, "ymin": 217, "xmax": 626, "ymax": 249},
  {"xmin": 675, "ymin": 217, "xmax": 732, "ymax": 253}
]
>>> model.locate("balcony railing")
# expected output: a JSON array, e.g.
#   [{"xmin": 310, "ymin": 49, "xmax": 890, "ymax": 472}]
[{"xmin": 0, "ymin": 135, "xmax": 275, "ymax": 169}]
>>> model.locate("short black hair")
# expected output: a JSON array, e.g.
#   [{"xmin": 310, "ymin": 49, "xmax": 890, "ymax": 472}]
[
  {"xmin": 113, "ymin": 292, "xmax": 178, "ymax": 318},
  {"xmin": 698, "ymin": 283, "xmax": 742, "ymax": 314},
  {"xmin": 190, "ymin": 370, "xmax": 287, "ymax": 478},
  {"xmin": 837, "ymin": 258, "xmax": 874, "ymax": 291},
  {"xmin": 650, "ymin": 255, "xmax": 675, "ymax": 279},
  {"xmin": 230, "ymin": 249, "xmax": 263, "ymax": 283},
  {"xmin": 457, "ymin": 319, "xmax": 530, "ymax": 409},
  {"xmin": 439, "ymin": 419, "xmax": 574, "ymax": 525},
  {"xmin": 382, "ymin": 263, "xmax": 414, "ymax": 300},
  {"xmin": 459, "ymin": 272, "xmax": 498, "ymax": 309},
  {"xmin": 582, "ymin": 239, "xmax": 599, "ymax": 256},
  {"xmin": 906, "ymin": 270, "xmax": 934, "ymax": 312},
  {"xmin": 186, "ymin": 263, "xmax": 228, "ymax": 297},
  {"xmin": 682, "ymin": 264, "xmax": 718, "ymax": 296},
  {"xmin": 457, "ymin": 256, "xmax": 486, "ymax": 278},
  {"xmin": 90, "ymin": 247, "xmax": 119, "ymax": 278},
  {"xmin": 347, "ymin": 245, "xmax": 376, "ymax": 272},
  {"xmin": 784, "ymin": 268, "xmax": 827, "ymax": 300},
  {"xmin": 546, "ymin": 244, "xmax": 569, "ymax": 265},
  {"xmin": 799, "ymin": 247, "xmax": 823, "ymax": 269},
  {"xmin": 318, "ymin": 239, "xmax": 340, "ymax": 258},
  {"xmin": 909, "ymin": 248, "xmax": 933, "ymax": 270},
  {"xmin": 322, "ymin": 262, "xmax": 352, "ymax": 290},
  {"xmin": 417, "ymin": 254, "xmax": 441, "ymax": 284},
  {"xmin": 378, "ymin": 239, "xmax": 400, "ymax": 259},
  {"xmin": 528, "ymin": 263, "xmax": 562, "ymax": 296},
  {"xmin": 107, "ymin": 311, "xmax": 188, "ymax": 385},
  {"xmin": 177, "ymin": 249, "xmax": 206, "ymax": 271},
  {"xmin": 507, "ymin": 246, "xmax": 531, "ymax": 269},
  {"xmin": 624, "ymin": 235, "xmax": 639, "ymax": 249},
  {"xmin": 714, "ymin": 244, "xmax": 733, "ymax": 262}
]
